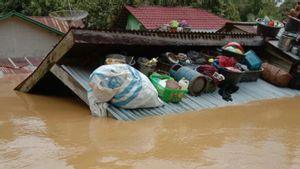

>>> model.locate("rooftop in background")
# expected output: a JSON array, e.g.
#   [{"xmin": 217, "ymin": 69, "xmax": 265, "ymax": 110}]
[
  {"xmin": 116, "ymin": 5, "xmax": 230, "ymax": 31},
  {"xmin": 31, "ymin": 16, "xmax": 85, "ymax": 33}
]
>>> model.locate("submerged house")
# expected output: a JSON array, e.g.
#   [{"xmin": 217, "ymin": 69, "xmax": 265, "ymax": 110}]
[
  {"xmin": 0, "ymin": 11, "xmax": 64, "ymax": 59},
  {"xmin": 114, "ymin": 5, "xmax": 229, "ymax": 32},
  {"xmin": 0, "ymin": 11, "xmax": 84, "ymax": 74},
  {"xmin": 15, "ymin": 29, "xmax": 300, "ymax": 121}
]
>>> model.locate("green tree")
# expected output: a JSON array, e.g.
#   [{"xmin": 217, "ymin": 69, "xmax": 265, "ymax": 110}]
[
  {"xmin": 0, "ymin": 0, "xmax": 30, "ymax": 14},
  {"xmin": 279, "ymin": 0, "xmax": 298, "ymax": 20},
  {"xmin": 257, "ymin": 1, "xmax": 281, "ymax": 20},
  {"xmin": 222, "ymin": 1, "xmax": 240, "ymax": 21},
  {"xmin": 75, "ymin": 0, "xmax": 124, "ymax": 28}
]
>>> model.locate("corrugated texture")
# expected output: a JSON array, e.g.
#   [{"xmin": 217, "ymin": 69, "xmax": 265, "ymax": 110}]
[
  {"xmin": 0, "ymin": 57, "xmax": 42, "ymax": 74},
  {"xmin": 234, "ymin": 25, "xmax": 257, "ymax": 34},
  {"xmin": 125, "ymin": 5, "xmax": 230, "ymax": 30},
  {"xmin": 62, "ymin": 65, "xmax": 300, "ymax": 121},
  {"xmin": 31, "ymin": 16, "xmax": 84, "ymax": 33}
]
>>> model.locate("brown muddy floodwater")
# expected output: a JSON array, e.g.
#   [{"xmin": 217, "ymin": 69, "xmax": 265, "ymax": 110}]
[{"xmin": 1, "ymin": 75, "xmax": 300, "ymax": 169}]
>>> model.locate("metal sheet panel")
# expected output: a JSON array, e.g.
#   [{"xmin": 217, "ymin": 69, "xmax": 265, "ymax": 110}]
[{"xmin": 62, "ymin": 65, "xmax": 300, "ymax": 121}]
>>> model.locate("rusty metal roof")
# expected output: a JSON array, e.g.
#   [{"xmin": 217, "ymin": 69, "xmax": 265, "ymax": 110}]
[
  {"xmin": 0, "ymin": 57, "xmax": 42, "ymax": 74},
  {"xmin": 31, "ymin": 16, "xmax": 84, "ymax": 33}
]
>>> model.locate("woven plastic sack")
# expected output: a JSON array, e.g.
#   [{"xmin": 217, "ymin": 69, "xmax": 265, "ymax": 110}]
[
  {"xmin": 261, "ymin": 63, "xmax": 292, "ymax": 87},
  {"xmin": 88, "ymin": 64, "xmax": 163, "ymax": 116}
]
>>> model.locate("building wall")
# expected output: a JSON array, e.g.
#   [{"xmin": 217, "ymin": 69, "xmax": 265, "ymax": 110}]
[
  {"xmin": 0, "ymin": 17, "xmax": 62, "ymax": 58},
  {"xmin": 126, "ymin": 15, "xmax": 144, "ymax": 30}
]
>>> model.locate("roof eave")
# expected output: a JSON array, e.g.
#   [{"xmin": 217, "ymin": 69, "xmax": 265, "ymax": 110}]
[{"xmin": 0, "ymin": 11, "xmax": 65, "ymax": 36}]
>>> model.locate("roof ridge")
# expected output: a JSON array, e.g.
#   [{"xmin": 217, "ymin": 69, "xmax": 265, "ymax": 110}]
[{"xmin": 0, "ymin": 11, "xmax": 64, "ymax": 35}]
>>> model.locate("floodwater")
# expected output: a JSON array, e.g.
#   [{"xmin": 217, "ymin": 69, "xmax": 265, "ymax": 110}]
[{"xmin": 1, "ymin": 75, "xmax": 300, "ymax": 169}]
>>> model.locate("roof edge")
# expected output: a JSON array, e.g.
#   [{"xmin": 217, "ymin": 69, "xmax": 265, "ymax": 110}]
[
  {"xmin": 0, "ymin": 11, "xmax": 65, "ymax": 36},
  {"xmin": 124, "ymin": 5, "xmax": 231, "ymax": 30},
  {"xmin": 124, "ymin": 6, "xmax": 150, "ymax": 29}
]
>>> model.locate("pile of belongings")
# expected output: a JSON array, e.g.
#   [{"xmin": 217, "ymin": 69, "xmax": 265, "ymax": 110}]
[
  {"xmin": 214, "ymin": 42, "xmax": 263, "ymax": 101},
  {"xmin": 258, "ymin": 16, "xmax": 283, "ymax": 28},
  {"xmin": 159, "ymin": 50, "xmax": 212, "ymax": 67},
  {"xmin": 214, "ymin": 55, "xmax": 242, "ymax": 102},
  {"xmin": 159, "ymin": 20, "xmax": 191, "ymax": 32}
]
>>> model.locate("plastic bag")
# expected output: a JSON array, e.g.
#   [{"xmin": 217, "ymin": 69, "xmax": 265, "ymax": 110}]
[
  {"xmin": 87, "ymin": 91, "xmax": 108, "ymax": 117},
  {"xmin": 89, "ymin": 64, "xmax": 163, "ymax": 113}
]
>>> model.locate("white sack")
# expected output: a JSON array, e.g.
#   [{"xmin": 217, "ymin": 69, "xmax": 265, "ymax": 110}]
[{"xmin": 88, "ymin": 64, "xmax": 163, "ymax": 116}]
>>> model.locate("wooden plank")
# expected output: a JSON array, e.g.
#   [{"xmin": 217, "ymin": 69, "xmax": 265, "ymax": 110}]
[
  {"xmin": 73, "ymin": 29, "xmax": 264, "ymax": 47},
  {"xmin": 15, "ymin": 32, "xmax": 75, "ymax": 92},
  {"xmin": 265, "ymin": 41, "xmax": 297, "ymax": 72},
  {"xmin": 268, "ymin": 41, "xmax": 300, "ymax": 62},
  {"xmin": 50, "ymin": 64, "xmax": 88, "ymax": 104}
]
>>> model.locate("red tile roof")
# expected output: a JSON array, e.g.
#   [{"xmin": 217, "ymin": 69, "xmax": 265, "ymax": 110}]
[
  {"xmin": 125, "ymin": 5, "xmax": 230, "ymax": 30},
  {"xmin": 31, "ymin": 16, "xmax": 84, "ymax": 33}
]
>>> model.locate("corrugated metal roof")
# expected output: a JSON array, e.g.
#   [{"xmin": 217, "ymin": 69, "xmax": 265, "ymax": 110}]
[
  {"xmin": 235, "ymin": 25, "xmax": 257, "ymax": 34},
  {"xmin": 31, "ymin": 16, "xmax": 84, "ymax": 33},
  {"xmin": 62, "ymin": 65, "xmax": 300, "ymax": 121},
  {"xmin": 125, "ymin": 5, "xmax": 230, "ymax": 30},
  {"xmin": 0, "ymin": 57, "xmax": 43, "ymax": 74}
]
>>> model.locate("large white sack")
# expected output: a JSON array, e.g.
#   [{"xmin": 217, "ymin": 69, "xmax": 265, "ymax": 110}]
[{"xmin": 89, "ymin": 64, "xmax": 163, "ymax": 112}]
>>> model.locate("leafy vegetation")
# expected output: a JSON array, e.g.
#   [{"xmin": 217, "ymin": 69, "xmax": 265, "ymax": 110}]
[{"xmin": 0, "ymin": 0, "xmax": 298, "ymax": 28}]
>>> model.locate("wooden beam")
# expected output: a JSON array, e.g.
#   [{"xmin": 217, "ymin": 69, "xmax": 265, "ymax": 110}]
[
  {"xmin": 15, "ymin": 31, "xmax": 75, "ymax": 92},
  {"xmin": 73, "ymin": 29, "xmax": 264, "ymax": 47},
  {"xmin": 50, "ymin": 64, "xmax": 88, "ymax": 104},
  {"xmin": 265, "ymin": 40, "xmax": 299, "ymax": 72}
]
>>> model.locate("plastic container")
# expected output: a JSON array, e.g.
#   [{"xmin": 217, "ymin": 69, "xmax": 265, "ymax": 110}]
[
  {"xmin": 202, "ymin": 76, "xmax": 217, "ymax": 93},
  {"xmin": 150, "ymin": 73, "xmax": 187, "ymax": 103},
  {"xmin": 137, "ymin": 57, "xmax": 156, "ymax": 76},
  {"xmin": 157, "ymin": 58, "xmax": 174, "ymax": 72},
  {"xmin": 214, "ymin": 64, "xmax": 244, "ymax": 86},
  {"xmin": 240, "ymin": 68, "xmax": 263, "ymax": 82},
  {"xmin": 244, "ymin": 50, "xmax": 262, "ymax": 70},
  {"xmin": 194, "ymin": 65, "xmax": 218, "ymax": 93},
  {"xmin": 169, "ymin": 64, "xmax": 207, "ymax": 96},
  {"xmin": 256, "ymin": 18, "xmax": 283, "ymax": 37},
  {"xmin": 278, "ymin": 34, "xmax": 296, "ymax": 52},
  {"xmin": 178, "ymin": 78, "xmax": 189, "ymax": 90}
]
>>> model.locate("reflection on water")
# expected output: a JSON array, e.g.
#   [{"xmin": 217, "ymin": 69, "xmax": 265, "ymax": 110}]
[{"xmin": 1, "ymin": 75, "xmax": 300, "ymax": 169}]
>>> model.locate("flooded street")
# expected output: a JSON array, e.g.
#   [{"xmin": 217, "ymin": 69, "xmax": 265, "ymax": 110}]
[{"xmin": 1, "ymin": 75, "xmax": 300, "ymax": 169}]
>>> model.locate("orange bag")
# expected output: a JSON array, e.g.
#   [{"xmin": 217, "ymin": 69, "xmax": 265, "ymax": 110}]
[{"xmin": 261, "ymin": 63, "xmax": 292, "ymax": 87}]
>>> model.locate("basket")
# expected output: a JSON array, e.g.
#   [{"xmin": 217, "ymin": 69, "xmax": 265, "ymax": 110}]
[
  {"xmin": 214, "ymin": 64, "xmax": 244, "ymax": 85},
  {"xmin": 256, "ymin": 18, "xmax": 283, "ymax": 37},
  {"xmin": 240, "ymin": 68, "xmax": 263, "ymax": 82},
  {"xmin": 221, "ymin": 48, "xmax": 245, "ymax": 63},
  {"xmin": 150, "ymin": 73, "xmax": 187, "ymax": 103}
]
